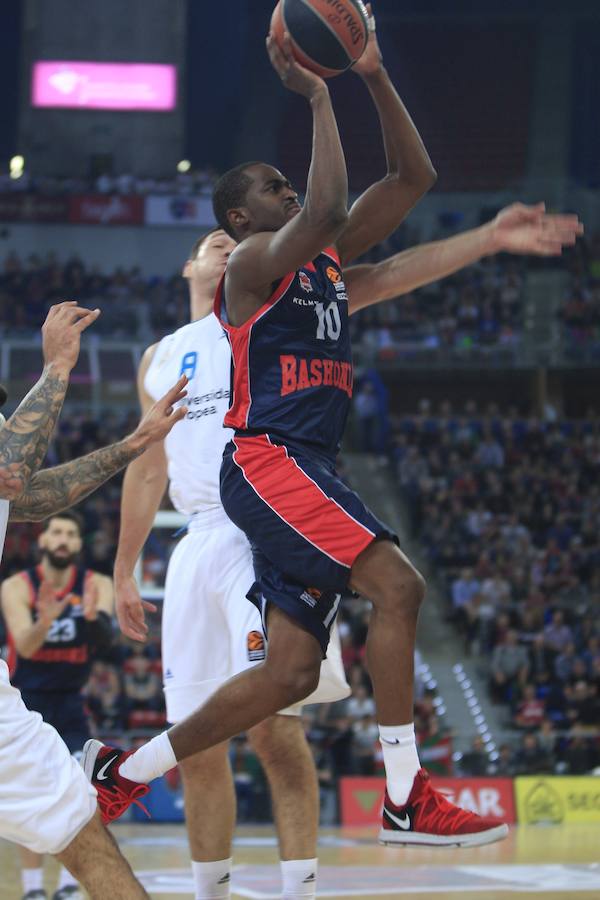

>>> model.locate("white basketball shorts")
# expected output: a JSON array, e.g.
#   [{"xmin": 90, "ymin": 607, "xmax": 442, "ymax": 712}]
[
  {"xmin": 0, "ymin": 660, "xmax": 97, "ymax": 855},
  {"xmin": 162, "ymin": 510, "xmax": 350, "ymax": 723}
]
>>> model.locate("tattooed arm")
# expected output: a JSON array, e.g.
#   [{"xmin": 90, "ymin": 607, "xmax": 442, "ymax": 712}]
[
  {"xmin": 0, "ymin": 366, "xmax": 69, "ymax": 499},
  {"xmin": 9, "ymin": 439, "xmax": 143, "ymax": 521},
  {"xmin": 9, "ymin": 375, "xmax": 188, "ymax": 522},
  {"xmin": 0, "ymin": 302, "xmax": 100, "ymax": 500}
]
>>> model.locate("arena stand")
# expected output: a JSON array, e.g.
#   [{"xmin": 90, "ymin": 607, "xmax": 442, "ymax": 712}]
[{"xmin": 391, "ymin": 402, "xmax": 600, "ymax": 776}]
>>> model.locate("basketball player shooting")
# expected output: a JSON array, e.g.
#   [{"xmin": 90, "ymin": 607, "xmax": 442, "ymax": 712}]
[
  {"xmin": 0, "ymin": 302, "xmax": 188, "ymax": 900},
  {"xmin": 111, "ymin": 225, "xmax": 350, "ymax": 900},
  {"xmin": 84, "ymin": 22, "xmax": 582, "ymax": 851}
]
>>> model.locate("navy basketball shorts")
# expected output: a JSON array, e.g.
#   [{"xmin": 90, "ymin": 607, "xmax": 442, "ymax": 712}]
[
  {"xmin": 220, "ymin": 434, "xmax": 397, "ymax": 654},
  {"xmin": 20, "ymin": 690, "xmax": 90, "ymax": 755}
]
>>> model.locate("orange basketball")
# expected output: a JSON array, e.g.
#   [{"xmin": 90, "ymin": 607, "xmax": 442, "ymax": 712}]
[{"xmin": 270, "ymin": 0, "xmax": 369, "ymax": 79}]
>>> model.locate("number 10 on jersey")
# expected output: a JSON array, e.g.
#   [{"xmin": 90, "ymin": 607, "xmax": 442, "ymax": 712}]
[{"xmin": 315, "ymin": 302, "xmax": 342, "ymax": 341}]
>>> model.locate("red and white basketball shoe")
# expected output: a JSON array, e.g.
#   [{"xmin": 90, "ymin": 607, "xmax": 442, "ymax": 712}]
[
  {"xmin": 380, "ymin": 769, "xmax": 509, "ymax": 847},
  {"xmin": 82, "ymin": 739, "xmax": 150, "ymax": 824}
]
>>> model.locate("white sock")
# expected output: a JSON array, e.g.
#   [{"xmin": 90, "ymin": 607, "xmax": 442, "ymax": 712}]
[
  {"xmin": 22, "ymin": 867, "xmax": 43, "ymax": 893},
  {"xmin": 379, "ymin": 723, "xmax": 421, "ymax": 806},
  {"xmin": 56, "ymin": 865, "xmax": 77, "ymax": 891},
  {"xmin": 191, "ymin": 858, "xmax": 232, "ymax": 900},
  {"xmin": 119, "ymin": 731, "xmax": 177, "ymax": 783},
  {"xmin": 281, "ymin": 858, "xmax": 318, "ymax": 899}
]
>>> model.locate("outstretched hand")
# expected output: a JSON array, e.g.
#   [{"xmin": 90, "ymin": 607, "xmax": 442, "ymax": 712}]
[
  {"xmin": 267, "ymin": 32, "xmax": 327, "ymax": 98},
  {"xmin": 490, "ymin": 203, "xmax": 584, "ymax": 256},
  {"xmin": 127, "ymin": 375, "xmax": 188, "ymax": 453}
]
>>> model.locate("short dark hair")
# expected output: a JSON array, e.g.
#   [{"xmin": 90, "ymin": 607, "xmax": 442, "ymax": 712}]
[
  {"xmin": 42, "ymin": 510, "xmax": 84, "ymax": 535},
  {"xmin": 188, "ymin": 227, "xmax": 221, "ymax": 262},
  {"xmin": 212, "ymin": 162, "xmax": 261, "ymax": 238}
]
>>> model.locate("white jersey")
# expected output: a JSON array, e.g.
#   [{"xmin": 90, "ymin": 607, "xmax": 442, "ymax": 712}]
[{"xmin": 144, "ymin": 314, "xmax": 233, "ymax": 516}]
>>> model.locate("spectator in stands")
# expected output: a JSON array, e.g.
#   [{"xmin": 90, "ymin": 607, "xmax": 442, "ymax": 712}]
[
  {"xmin": 451, "ymin": 568, "xmax": 481, "ymax": 614},
  {"xmin": 459, "ymin": 736, "xmax": 489, "ymax": 776},
  {"xmin": 354, "ymin": 381, "xmax": 380, "ymax": 452},
  {"xmin": 543, "ymin": 610, "xmax": 574, "ymax": 655},
  {"xmin": 490, "ymin": 630, "xmax": 530, "ymax": 702},
  {"xmin": 351, "ymin": 714, "xmax": 379, "ymax": 775},
  {"xmin": 123, "ymin": 655, "xmax": 162, "ymax": 714},
  {"xmin": 345, "ymin": 683, "xmax": 376, "ymax": 721},
  {"xmin": 513, "ymin": 684, "xmax": 546, "ymax": 729},
  {"xmin": 490, "ymin": 744, "xmax": 516, "ymax": 776},
  {"xmin": 514, "ymin": 732, "xmax": 554, "ymax": 775},
  {"xmin": 85, "ymin": 660, "xmax": 126, "ymax": 732}
]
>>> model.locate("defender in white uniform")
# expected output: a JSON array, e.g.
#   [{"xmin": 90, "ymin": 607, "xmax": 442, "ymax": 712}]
[
  {"xmin": 115, "ymin": 228, "xmax": 349, "ymax": 900},
  {"xmin": 0, "ymin": 301, "xmax": 188, "ymax": 900},
  {"xmin": 0, "ymin": 499, "xmax": 99, "ymax": 862}
]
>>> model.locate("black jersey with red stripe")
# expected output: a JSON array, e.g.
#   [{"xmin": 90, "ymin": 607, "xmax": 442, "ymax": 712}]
[
  {"xmin": 215, "ymin": 246, "xmax": 352, "ymax": 460},
  {"xmin": 9, "ymin": 564, "xmax": 93, "ymax": 693}
]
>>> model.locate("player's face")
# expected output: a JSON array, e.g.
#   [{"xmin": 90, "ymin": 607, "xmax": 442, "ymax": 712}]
[
  {"xmin": 39, "ymin": 518, "xmax": 82, "ymax": 569},
  {"xmin": 243, "ymin": 164, "xmax": 301, "ymax": 233},
  {"xmin": 185, "ymin": 229, "xmax": 236, "ymax": 285}
]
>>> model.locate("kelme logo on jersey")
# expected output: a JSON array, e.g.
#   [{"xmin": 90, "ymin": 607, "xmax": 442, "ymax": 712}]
[
  {"xmin": 299, "ymin": 271, "xmax": 313, "ymax": 292},
  {"xmin": 247, "ymin": 630, "xmax": 266, "ymax": 662}
]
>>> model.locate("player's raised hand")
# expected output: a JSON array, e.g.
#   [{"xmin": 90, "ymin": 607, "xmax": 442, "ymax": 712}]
[
  {"xmin": 126, "ymin": 375, "xmax": 188, "ymax": 454},
  {"xmin": 351, "ymin": 4, "xmax": 382, "ymax": 77},
  {"xmin": 114, "ymin": 572, "xmax": 156, "ymax": 642},
  {"xmin": 267, "ymin": 32, "xmax": 327, "ymax": 98},
  {"xmin": 42, "ymin": 301, "xmax": 101, "ymax": 374},
  {"xmin": 37, "ymin": 578, "xmax": 71, "ymax": 626},
  {"xmin": 489, "ymin": 203, "xmax": 584, "ymax": 256}
]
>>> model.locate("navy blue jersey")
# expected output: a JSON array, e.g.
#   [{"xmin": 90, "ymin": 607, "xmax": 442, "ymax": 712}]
[
  {"xmin": 9, "ymin": 565, "xmax": 94, "ymax": 693},
  {"xmin": 215, "ymin": 246, "xmax": 353, "ymax": 460}
]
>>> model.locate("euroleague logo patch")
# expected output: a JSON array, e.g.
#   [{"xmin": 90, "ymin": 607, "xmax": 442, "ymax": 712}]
[
  {"xmin": 247, "ymin": 630, "xmax": 266, "ymax": 662},
  {"xmin": 326, "ymin": 266, "xmax": 342, "ymax": 284},
  {"xmin": 299, "ymin": 271, "xmax": 313, "ymax": 292}
]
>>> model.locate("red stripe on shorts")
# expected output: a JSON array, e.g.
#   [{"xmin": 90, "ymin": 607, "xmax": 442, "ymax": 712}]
[{"xmin": 232, "ymin": 434, "xmax": 375, "ymax": 568}]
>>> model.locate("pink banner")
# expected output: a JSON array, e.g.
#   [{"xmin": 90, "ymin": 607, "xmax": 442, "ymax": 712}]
[{"xmin": 32, "ymin": 62, "xmax": 176, "ymax": 111}]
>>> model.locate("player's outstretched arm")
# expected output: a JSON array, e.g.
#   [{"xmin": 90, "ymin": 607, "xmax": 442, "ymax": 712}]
[
  {"xmin": 345, "ymin": 203, "xmax": 583, "ymax": 314},
  {"xmin": 226, "ymin": 34, "xmax": 348, "ymax": 322},
  {"xmin": 0, "ymin": 302, "xmax": 99, "ymax": 500},
  {"xmin": 114, "ymin": 346, "xmax": 171, "ymax": 642},
  {"xmin": 8, "ymin": 374, "xmax": 187, "ymax": 522},
  {"xmin": 336, "ymin": 8, "xmax": 436, "ymax": 266}
]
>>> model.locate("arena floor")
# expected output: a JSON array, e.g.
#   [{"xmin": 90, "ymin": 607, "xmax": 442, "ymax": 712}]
[{"xmin": 1, "ymin": 823, "xmax": 599, "ymax": 898}]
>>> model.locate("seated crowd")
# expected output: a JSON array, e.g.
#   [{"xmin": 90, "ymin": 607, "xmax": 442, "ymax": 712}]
[
  {"xmin": 0, "ymin": 252, "xmax": 191, "ymax": 340},
  {"xmin": 559, "ymin": 231, "xmax": 600, "ymax": 359},
  {"xmin": 350, "ymin": 244, "xmax": 524, "ymax": 358},
  {"xmin": 393, "ymin": 399, "xmax": 600, "ymax": 776}
]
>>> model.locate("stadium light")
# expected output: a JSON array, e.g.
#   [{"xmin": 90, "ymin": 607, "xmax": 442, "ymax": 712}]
[{"xmin": 9, "ymin": 155, "xmax": 24, "ymax": 179}]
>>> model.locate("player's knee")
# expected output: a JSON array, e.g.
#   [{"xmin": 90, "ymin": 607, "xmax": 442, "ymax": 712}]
[
  {"xmin": 266, "ymin": 656, "xmax": 320, "ymax": 704},
  {"xmin": 377, "ymin": 563, "xmax": 426, "ymax": 616}
]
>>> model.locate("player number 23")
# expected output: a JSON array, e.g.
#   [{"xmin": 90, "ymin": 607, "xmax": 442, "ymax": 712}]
[
  {"xmin": 47, "ymin": 618, "xmax": 76, "ymax": 643},
  {"xmin": 315, "ymin": 302, "xmax": 341, "ymax": 341}
]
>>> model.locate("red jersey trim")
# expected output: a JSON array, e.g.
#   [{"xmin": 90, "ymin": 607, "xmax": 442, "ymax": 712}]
[
  {"xmin": 214, "ymin": 271, "xmax": 295, "ymax": 334},
  {"xmin": 231, "ymin": 434, "xmax": 375, "ymax": 568},
  {"xmin": 322, "ymin": 246, "xmax": 341, "ymax": 266},
  {"xmin": 215, "ymin": 271, "xmax": 295, "ymax": 430}
]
